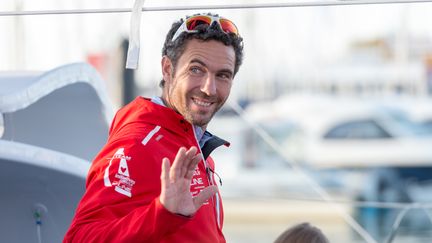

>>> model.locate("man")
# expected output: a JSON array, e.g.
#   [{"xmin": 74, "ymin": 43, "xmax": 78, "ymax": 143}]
[{"xmin": 64, "ymin": 13, "xmax": 243, "ymax": 242}]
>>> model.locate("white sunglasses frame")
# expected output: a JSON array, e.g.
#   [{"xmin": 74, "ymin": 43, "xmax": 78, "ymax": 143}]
[{"xmin": 171, "ymin": 15, "xmax": 238, "ymax": 42}]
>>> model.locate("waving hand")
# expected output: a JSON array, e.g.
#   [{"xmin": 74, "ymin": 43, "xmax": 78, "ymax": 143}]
[{"xmin": 159, "ymin": 147, "xmax": 218, "ymax": 216}]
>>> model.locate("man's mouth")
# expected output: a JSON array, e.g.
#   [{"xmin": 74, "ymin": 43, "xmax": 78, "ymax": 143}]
[{"xmin": 192, "ymin": 98, "xmax": 213, "ymax": 107}]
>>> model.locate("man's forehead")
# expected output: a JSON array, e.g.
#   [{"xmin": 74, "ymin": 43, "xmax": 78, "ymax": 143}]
[{"xmin": 181, "ymin": 39, "xmax": 235, "ymax": 68}]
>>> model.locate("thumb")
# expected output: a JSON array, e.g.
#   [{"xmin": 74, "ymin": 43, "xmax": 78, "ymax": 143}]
[{"xmin": 193, "ymin": 185, "xmax": 218, "ymax": 209}]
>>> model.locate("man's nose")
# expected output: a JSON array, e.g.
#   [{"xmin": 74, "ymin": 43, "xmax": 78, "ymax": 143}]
[{"xmin": 200, "ymin": 75, "xmax": 217, "ymax": 96}]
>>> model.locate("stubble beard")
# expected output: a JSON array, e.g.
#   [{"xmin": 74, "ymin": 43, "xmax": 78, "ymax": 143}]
[
  {"xmin": 165, "ymin": 81, "xmax": 226, "ymax": 128},
  {"xmin": 183, "ymin": 98, "xmax": 222, "ymax": 127}
]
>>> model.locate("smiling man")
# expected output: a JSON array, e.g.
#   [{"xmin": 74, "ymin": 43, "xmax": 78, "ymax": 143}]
[
  {"xmin": 64, "ymin": 13, "xmax": 244, "ymax": 243},
  {"xmin": 161, "ymin": 38, "xmax": 235, "ymax": 127}
]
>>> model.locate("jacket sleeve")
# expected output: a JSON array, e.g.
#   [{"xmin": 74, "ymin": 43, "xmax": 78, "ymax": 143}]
[{"xmin": 63, "ymin": 139, "xmax": 190, "ymax": 242}]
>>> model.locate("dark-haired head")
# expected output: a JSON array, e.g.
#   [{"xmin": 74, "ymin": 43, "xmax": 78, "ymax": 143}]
[
  {"xmin": 274, "ymin": 223, "xmax": 330, "ymax": 243},
  {"xmin": 160, "ymin": 13, "xmax": 244, "ymax": 87}
]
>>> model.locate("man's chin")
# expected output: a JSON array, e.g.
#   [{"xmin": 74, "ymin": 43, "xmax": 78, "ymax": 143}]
[
  {"xmin": 190, "ymin": 114, "xmax": 214, "ymax": 127},
  {"xmin": 184, "ymin": 107, "xmax": 219, "ymax": 127},
  {"xmin": 190, "ymin": 118, "xmax": 210, "ymax": 127}
]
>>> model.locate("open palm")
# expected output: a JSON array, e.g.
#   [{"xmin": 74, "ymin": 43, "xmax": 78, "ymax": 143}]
[{"xmin": 159, "ymin": 147, "xmax": 218, "ymax": 216}]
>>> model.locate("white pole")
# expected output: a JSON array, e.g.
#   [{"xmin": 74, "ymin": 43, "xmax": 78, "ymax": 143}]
[{"xmin": 2, "ymin": 0, "xmax": 432, "ymax": 17}]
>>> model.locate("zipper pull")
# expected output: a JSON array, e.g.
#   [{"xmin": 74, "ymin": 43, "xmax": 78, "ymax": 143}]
[{"xmin": 206, "ymin": 167, "xmax": 222, "ymax": 186}]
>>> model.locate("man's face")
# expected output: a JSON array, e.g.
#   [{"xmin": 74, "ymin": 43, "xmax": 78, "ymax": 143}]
[{"xmin": 162, "ymin": 39, "xmax": 236, "ymax": 128}]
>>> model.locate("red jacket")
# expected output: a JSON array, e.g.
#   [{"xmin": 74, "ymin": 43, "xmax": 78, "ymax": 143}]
[{"xmin": 64, "ymin": 97, "xmax": 227, "ymax": 243}]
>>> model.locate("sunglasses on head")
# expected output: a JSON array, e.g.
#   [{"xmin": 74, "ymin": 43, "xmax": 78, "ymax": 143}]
[{"xmin": 171, "ymin": 14, "xmax": 239, "ymax": 42}]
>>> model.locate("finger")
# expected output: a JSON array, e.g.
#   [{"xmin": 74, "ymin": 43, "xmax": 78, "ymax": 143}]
[
  {"xmin": 193, "ymin": 185, "xmax": 218, "ymax": 209},
  {"xmin": 170, "ymin": 147, "xmax": 187, "ymax": 180},
  {"xmin": 160, "ymin": 158, "xmax": 174, "ymax": 213},
  {"xmin": 178, "ymin": 146, "xmax": 197, "ymax": 178},
  {"xmin": 185, "ymin": 154, "xmax": 201, "ymax": 179},
  {"xmin": 160, "ymin": 158, "xmax": 170, "ymax": 187},
  {"xmin": 182, "ymin": 147, "xmax": 198, "ymax": 176},
  {"xmin": 185, "ymin": 146, "xmax": 197, "ymax": 157}
]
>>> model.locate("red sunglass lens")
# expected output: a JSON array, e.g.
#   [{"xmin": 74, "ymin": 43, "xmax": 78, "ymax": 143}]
[
  {"xmin": 186, "ymin": 16, "xmax": 212, "ymax": 30},
  {"xmin": 219, "ymin": 19, "xmax": 238, "ymax": 35}
]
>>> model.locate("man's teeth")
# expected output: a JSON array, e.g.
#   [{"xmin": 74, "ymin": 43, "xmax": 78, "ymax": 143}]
[{"xmin": 193, "ymin": 99, "xmax": 211, "ymax": 107}]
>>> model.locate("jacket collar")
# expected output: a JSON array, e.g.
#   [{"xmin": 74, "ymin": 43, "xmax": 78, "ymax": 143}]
[{"xmin": 127, "ymin": 97, "xmax": 229, "ymax": 151}]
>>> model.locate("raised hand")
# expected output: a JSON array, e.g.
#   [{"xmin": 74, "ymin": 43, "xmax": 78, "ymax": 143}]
[{"xmin": 159, "ymin": 147, "xmax": 218, "ymax": 216}]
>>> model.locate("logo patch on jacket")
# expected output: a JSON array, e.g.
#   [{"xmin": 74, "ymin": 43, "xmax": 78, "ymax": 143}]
[
  {"xmin": 190, "ymin": 167, "xmax": 210, "ymax": 205},
  {"xmin": 104, "ymin": 148, "xmax": 136, "ymax": 197}
]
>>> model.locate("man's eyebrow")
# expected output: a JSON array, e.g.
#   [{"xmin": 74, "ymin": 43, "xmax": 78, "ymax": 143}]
[
  {"xmin": 190, "ymin": 58, "xmax": 207, "ymax": 67},
  {"xmin": 218, "ymin": 68, "xmax": 234, "ymax": 76}
]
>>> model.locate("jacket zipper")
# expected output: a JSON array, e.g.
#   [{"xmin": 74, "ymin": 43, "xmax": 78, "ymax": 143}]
[{"xmin": 191, "ymin": 126, "xmax": 222, "ymax": 229}]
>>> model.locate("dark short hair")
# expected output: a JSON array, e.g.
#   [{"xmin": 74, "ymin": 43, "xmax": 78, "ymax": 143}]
[
  {"xmin": 274, "ymin": 223, "xmax": 330, "ymax": 243},
  {"xmin": 160, "ymin": 13, "xmax": 244, "ymax": 87}
]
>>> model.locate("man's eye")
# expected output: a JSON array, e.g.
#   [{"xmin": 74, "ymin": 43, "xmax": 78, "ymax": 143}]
[
  {"xmin": 190, "ymin": 67, "xmax": 202, "ymax": 74},
  {"xmin": 220, "ymin": 74, "xmax": 229, "ymax": 79},
  {"xmin": 217, "ymin": 73, "xmax": 232, "ymax": 80}
]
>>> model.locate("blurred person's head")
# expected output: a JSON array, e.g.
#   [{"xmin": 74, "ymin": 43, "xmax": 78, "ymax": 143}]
[
  {"xmin": 160, "ymin": 13, "xmax": 244, "ymax": 128},
  {"xmin": 274, "ymin": 222, "xmax": 330, "ymax": 243}
]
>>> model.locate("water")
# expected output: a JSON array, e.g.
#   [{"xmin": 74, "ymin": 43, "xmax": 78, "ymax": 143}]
[{"xmin": 222, "ymin": 198, "xmax": 432, "ymax": 243}]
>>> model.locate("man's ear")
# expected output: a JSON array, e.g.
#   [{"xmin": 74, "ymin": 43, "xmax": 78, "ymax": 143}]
[{"xmin": 161, "ymin": 56, "xmax": 173, "ymax": 83}]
